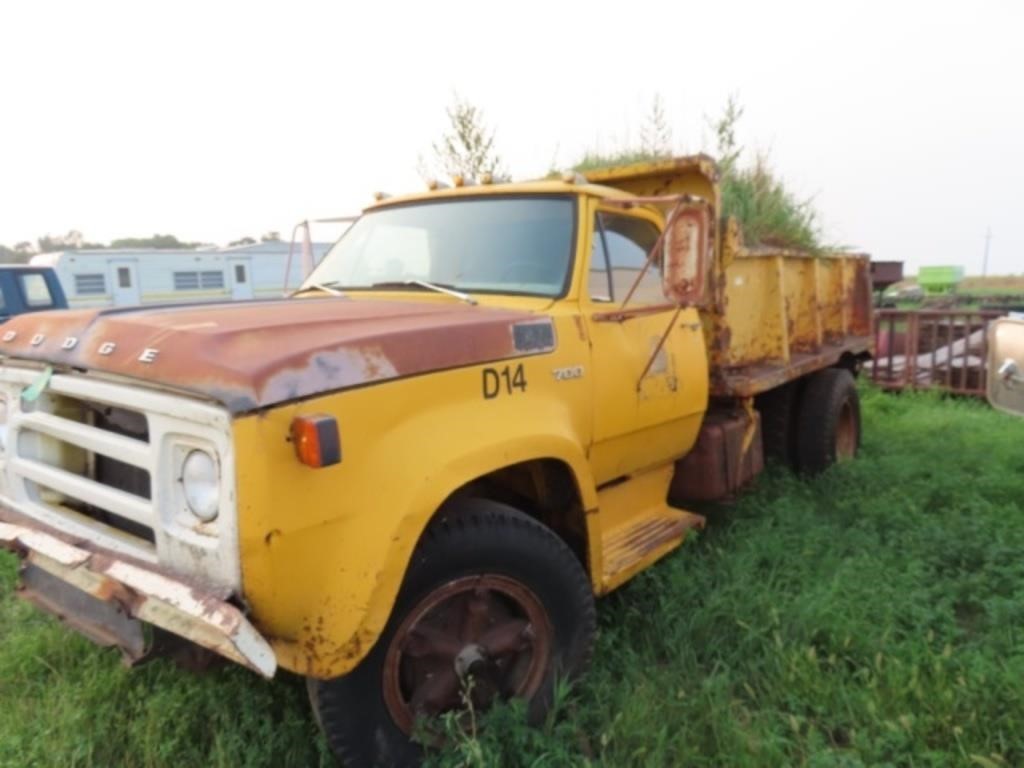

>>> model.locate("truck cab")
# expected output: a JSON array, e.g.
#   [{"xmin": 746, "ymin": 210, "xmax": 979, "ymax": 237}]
[
  {"xmin": 0, "ymin": 266, "xmax": 67, "ymax": 322},
  {"xmin": 0, "ymin": 157, "xmax": 871, "ymax": 767}
]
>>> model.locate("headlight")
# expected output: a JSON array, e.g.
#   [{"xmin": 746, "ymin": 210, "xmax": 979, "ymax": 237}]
[{"xmin": 181, "ymin": 449, "xmax": 219, "ymax": 522}]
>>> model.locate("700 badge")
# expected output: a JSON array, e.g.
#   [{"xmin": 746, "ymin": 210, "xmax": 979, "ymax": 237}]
[{"xmin": 482, "ymin": 363, "xmax": 527, "ymax": 399}]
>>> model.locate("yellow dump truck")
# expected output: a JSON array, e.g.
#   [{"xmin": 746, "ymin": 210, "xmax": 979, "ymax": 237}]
[{"xmin": 0, "ymin": 156, "xmax": 871, "ymax": 766}]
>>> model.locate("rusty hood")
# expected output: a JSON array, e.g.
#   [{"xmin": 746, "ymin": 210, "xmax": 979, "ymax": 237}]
[{"xmin": 0, "ymin": 297, "xmax": 556, "ymax": 413}]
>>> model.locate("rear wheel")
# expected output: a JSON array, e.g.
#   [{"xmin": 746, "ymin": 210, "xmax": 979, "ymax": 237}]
[
  {"xmin": 755, "ymin": 380, "xmax": 802, "ymax": 469},
  {"xmin": 795, "ymin": 367, "xmax": 861, "ymax": 475},
  {"xmin": 308, "ymin": 499, "xmax": 596, "ymax": 768}
]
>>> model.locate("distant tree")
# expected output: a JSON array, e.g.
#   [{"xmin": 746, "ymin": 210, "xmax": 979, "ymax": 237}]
[
  {"xmin": 14, "ymin": 242, "xmax": 35, "ymax": 255},
  {"xmin": 229, "ymin": 236, "xmax": 257, "ymax": 247},
  {"xmin": 37, "ymin": 230, "xmax": 104, "ymax": 252},
  {"xmin": 108, "ymin": 234, "xmax": 199, "ymax": 249},
  {"xmin": 260, "ymin": 231, "xmax": 281, "ymax": 242},
  {"xmin": 426, "ymin": 95, "xmax": 504, "ymax": 181},
  {"xmin": 639, "ymin": 94, "xmax": 673, "ymax": 159},
  {"xmin": 0, "ymin": 245, "xmax": 30, "ymax": 264}
]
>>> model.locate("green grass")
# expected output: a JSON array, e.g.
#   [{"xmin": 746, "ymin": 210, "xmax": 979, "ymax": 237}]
[
  {"xmin": 3, "ymin": 388, "xmax": 1024, "ymax": 767},
  {"xmin": 570, "ymin": 150, "xmax": 671, "ymax": 174}
]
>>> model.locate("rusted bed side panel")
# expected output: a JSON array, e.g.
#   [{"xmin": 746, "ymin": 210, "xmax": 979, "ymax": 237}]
[{"xmin": 707, "ymin": 226, "xmax": 873, "ymax": 398}]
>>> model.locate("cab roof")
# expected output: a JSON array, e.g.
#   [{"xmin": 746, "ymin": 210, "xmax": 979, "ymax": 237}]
[
  {"xmin": 364, "ymin": 178, "xmax": 635, "ymax": 212},
  {"xmin": 364, "ymin": 154, "xmax": 721, "ymax": 212}
]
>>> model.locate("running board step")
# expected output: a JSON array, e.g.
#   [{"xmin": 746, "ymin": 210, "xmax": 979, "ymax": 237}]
[{"xmin": 599, "ymin": 509, "xmax": 705, "ymax": 592}]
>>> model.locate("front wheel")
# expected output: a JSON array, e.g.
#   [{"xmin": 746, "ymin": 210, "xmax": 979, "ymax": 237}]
[{"xmin": 308, "ymin": 499, "xmax": 596, "ymax": 768}]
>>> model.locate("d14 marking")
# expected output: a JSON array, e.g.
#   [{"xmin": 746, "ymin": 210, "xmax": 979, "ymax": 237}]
[{"xmin": 482, "ymin": 364, "xmax": 527, "ymax": 399}]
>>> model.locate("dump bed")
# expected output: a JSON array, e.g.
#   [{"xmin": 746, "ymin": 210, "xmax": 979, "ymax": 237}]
[{"xmin": 585, "ymin": 156, "xmax": 873, "ymax": 398}]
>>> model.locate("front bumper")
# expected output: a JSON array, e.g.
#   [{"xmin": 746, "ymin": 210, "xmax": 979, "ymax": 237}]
[{"xmin": 0, "ymin": 520, "xmax": 276, "ymax": 678}]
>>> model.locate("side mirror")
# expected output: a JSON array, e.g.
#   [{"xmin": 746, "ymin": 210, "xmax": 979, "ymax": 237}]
[
  {"xmin": 662, "ymin": 200, "xmax": 712, "ymax": 306},
  {"xmin": 987, "ymin": 316, "xmax": 1024, "ymax": 416}
]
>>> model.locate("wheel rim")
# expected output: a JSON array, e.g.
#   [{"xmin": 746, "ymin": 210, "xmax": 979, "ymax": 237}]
[
  {"xmin": 835, "ymin": 399, "xmax": 858, "ymax": 460},
  {"xmin": 382, "ymin": 574, "xmax": 553, "ymax": 736}
]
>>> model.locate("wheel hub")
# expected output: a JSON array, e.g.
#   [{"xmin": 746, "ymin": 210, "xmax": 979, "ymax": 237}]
[
  {"xmin": 836, "ymin": 399, "xmax": 858, "ymax": 460},
  {"xmin": 381, "ymin": 575, "xmax": 553, "ymax": 735},
  {"xmin": 453, "ymin": 643, "xmax": 487, "ymax": 679}
]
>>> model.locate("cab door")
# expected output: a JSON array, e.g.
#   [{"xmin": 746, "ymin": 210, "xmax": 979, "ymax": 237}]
[{"xmin": 582, "ymin": 201, "xmax": 708, "ymax": 484}]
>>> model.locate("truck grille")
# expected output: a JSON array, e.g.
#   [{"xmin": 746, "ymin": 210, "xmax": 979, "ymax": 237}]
[
  {"xmin": 0, "ymin": 366, "xmax": 240, "ymax": 589},
  {"xmin": 9, "ymin": 388, "xmax": 159, "ymax": 556}
]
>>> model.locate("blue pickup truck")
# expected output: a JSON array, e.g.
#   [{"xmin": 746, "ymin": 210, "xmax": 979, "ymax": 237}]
[{"xmin": 0, "ymin": 266, "xmax": 68, "ymax": 322}]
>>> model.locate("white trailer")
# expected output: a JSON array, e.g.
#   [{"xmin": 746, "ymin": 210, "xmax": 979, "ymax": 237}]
[{"xmin": 30, "ymin": 241, "xmax": 331, "ymax": 309}]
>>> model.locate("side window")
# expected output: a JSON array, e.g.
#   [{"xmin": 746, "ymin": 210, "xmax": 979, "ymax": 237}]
[
  {"xmin": 602, "ymin": 213, "xmax": 663, "ymax": 305},
  {"xmin": 589, "ymin": 213, "xmax": 663, "ymax": 305},
  {"xmin": 588, "ymin": 215, "xmax": 612, "ymax": 302},
  {"xmin": 19, "ymin": 273, "xmax": 54, "ymax": 308}
]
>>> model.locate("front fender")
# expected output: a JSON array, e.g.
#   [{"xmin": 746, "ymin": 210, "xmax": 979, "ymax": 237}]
[{"xmin": 233, "ymin": 358, "xmax": 594, "ymax": 678}]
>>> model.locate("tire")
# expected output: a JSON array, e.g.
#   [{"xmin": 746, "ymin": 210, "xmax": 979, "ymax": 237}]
[
  {"xmin": 795, "ymin": 367, "xmax": 861, "ymax": 475},
  {"xmin": 308, "ymin": 499, "xmax": 596, "ymax": 768},
  {"xmin": 755, "ymin": 380, "xmax": 802, "ymax": 469}
]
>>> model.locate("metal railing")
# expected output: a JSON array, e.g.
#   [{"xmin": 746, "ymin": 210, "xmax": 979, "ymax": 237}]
[{"xmin": 869, "ymin": 309, "xmax": 1004, "ymax": 396}]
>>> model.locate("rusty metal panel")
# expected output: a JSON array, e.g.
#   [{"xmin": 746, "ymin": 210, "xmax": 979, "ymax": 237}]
[
  {"xmin": 869, "ymin": 309, "xmax": 1002, "ymax": 397},
  {"xmin": 870, "ymin": 261, "xmax": 904, "ymax": 291},
  {"xmin": 671, "ymin": 408, "xmax": 763, "ymax": 502},
  {"xmin": 582, "ymin": 154, "xmax": 720, "ymax": 206},
  {"xmin": 20, "ymin": 563, "xmax": 146, "ymax": 658},
  {"xmin": 707, "ymin": 233, "xmax": 873, "ymax": 397},
  {"xmin": 0, "ymin": 300, "xmax": 556, "ymax": 413},
  {"xmin": 0, "ymin": 519, "xmax": 276, "ymax": 677}
]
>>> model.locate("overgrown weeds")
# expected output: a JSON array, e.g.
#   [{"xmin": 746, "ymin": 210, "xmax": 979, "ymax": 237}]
[
  {"xmin": 570, "ymin": 95, "xmax": 825, "ymax": 252},
  {"xmin": 721, "ymin": 153, "xmax": 820, "ymax": 252},
  {"xmin": 2, "ymin": 388, "xmax": 1024, "ymax": 767}
]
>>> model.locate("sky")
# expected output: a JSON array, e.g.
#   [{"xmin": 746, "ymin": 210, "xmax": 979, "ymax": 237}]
[{"xmin": 1, "ymin": 0, "xmax": 1022, "ymax": 275}]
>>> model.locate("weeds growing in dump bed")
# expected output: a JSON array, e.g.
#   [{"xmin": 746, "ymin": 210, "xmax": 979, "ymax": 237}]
[
  {"xmin": 720, "ymin": 154, "xmax": 821, "ymax": 253},
  {"xmin": 3, "ymin": 387, "xmax": 1024, "ymax": 767},
  {"xmin": 571, "ymin": 149, "xmax": 672, "ymax": 174},
  {"xmin": 569, "ymin": 96, "xmax": 826, "ymax": 252},
  {"xmin": 711, "ymin": 96, "xmax": 822, "ymax": 253}
]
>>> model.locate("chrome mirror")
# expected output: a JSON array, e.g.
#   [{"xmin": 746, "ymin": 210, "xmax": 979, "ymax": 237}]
[{"xmin": 987, "ymin": 317, "xmax": 1024, "ymax": 416}]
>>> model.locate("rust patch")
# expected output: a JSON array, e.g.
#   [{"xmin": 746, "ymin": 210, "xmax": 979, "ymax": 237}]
[
  {"xmin": 711, "ymin": 337, "xmax": 873, "ymax": 398},
  {"xmin": 0, "ymin": 299, "xmax": 556, "ymax": 413},
  {"xmin": 850, "ymin": 258, "xmax": 873, "ymax": 336}
]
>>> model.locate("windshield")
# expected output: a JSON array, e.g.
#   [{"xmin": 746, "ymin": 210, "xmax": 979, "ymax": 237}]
[{"xmin": 303, "ymin": 195, "xmax": 576, "ymax": 297}]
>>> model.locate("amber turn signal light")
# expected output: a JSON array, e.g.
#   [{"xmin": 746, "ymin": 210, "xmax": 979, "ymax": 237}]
[{"xmin": 291, "ymin": 414, "xmax": 342, "ymax": 468}]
